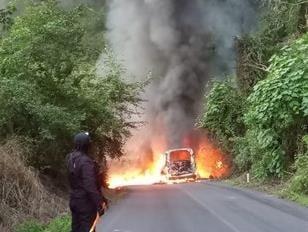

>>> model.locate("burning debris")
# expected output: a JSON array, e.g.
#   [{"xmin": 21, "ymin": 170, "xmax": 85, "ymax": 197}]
[
  {"xmin": 108, "ymin": 132, "xmax": 231, "ymax": 188},
  {"xmin": 194, "ymin": 134, "xmax": 231, "ymax": 179},
  {"xmin": 160, "ymin": 148, "xmax": 197, "ymax": 181},
  {"xmin": 105, "ymin": 0, "xmax": 257, "ymax": 188}
]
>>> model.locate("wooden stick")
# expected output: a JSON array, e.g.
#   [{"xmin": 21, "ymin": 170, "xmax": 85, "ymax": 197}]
[{"xmin": 89, "ymin": 213, "xmax": 100, "ymax": 232}]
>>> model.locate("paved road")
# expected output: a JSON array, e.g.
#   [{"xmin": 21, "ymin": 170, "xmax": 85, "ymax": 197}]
[{"xmin": 98, "ymin": 182, "xmax": 308, "ymax": 232}]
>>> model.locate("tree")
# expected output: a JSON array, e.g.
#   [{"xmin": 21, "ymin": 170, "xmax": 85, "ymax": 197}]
[
  {"xmin": 239, "ymin": 33, "xmax": 308, "ymax": 178},
  {"xmin": 0, "ymin": 3, "xmax": 15, "ymax": 33},
  {"xmin": 236, "ymin": 0, "xmax": 307, "ymax": 94},
  {"xmin": 199, "ymin": 80, "xmax": 246, "ymax": 153},
  {"xmin": 0, "ymin": 1, "xmax": 140, "ymax": 173}
]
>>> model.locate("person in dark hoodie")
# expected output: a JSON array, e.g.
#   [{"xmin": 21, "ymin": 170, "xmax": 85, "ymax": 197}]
[{"xmin": 67, "ymin": 132, "xmax": 108, "ymax": 232}]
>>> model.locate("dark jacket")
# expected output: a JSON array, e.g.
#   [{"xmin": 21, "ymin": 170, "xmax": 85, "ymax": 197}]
[{"xmin": 67, "ymin": 151, "xmax": 103, "ymax": 212}]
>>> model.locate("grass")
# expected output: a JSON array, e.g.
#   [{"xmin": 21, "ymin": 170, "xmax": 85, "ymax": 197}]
[
  {"xmin": 14, "ymin": 186, "xmax": 127, "ymax": 232},
  {"xmin": 279, "ymin": 190, "xmax": 308, "ymax": 207},
  {"xmin": 225, "ymin": 174, "xmax": 308, "ymax": 207},
  {"xmin": 0, "ymin": 138, "xmax": 67, "ymax": 231},
  {"xmin": 15, "ymin": 215, "xmax": 70, "ymax": 232}
]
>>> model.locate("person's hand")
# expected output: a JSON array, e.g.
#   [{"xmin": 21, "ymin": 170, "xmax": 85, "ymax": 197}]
[
  {"xmin": 98, "ymin": 203, "xmax": 105, "ymax": 216},
  {"xmin": 98, "ymin": 200, "xmax": 109, "ymax": 216},
  {"xmin": 103, "ymin": 198, "xmax": 110, "ymax": 209},
  {"xmin": 98, "ymin": 206, "xmax": 104, "ymax": 216},
  {"xmin": 102, "ymin": 201, "xmax": 108, "ymax": 210}
]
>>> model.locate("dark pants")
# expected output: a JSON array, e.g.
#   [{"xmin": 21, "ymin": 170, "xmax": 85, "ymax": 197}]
[{"xmin": 70, "ymin": 199, "xmax": 97, "ymax": 232}]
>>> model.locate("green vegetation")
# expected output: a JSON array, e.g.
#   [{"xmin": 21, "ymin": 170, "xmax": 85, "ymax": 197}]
[
  {"xmin": 201, "ymin": 0, "xmax": 307, "ymax": 203},
  {"xmin": 0, "ymin": 4, "xmax": 15, "ymax": 32},
  {"xmin": 0, "ymin": 1, "xmax": 140, "ymax": 231},
  {"xmin": 200, "ymin": 81, "xmax": 246, "ymax": 153},
  {"xmin": 0, "ymin": 138, "xmax": 67, "ymax": 231},
  {"xmin": 16, "ymin": 215, "xmax": 70, "ymax": 232},
  {"xmin": 0, "ymin": 1, "xmax": 139, "ymax": 173},
  {"xmin": 0, "ymin": 0, "xmax": 306, "ymax": 230},
  {"xmin": 242, "ymin": 34, "xmax": 308, "ymax": 178},
  {"xmin": 282, "ymin": 135, "xmax": 308, "ymax": 205},
  {"xmin": 236, "ymin": 0, "xmax": 307, "ymax": 94}
]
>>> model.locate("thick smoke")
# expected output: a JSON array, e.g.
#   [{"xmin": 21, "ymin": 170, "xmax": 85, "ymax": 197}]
[
  {"xmin": 107, "ymin": 0, "xmax": 258, "ymax": 151},
  {"xmin": 0, "ymin": 0, "xmax": 9, "ymax": 8}
]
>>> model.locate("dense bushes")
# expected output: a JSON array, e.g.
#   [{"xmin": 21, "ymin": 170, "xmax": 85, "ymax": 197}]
[
  {"xmin": 0, "ymin": 1, "xmax": 141, "ymax": 229},
  {"xmin": 287, "ymin": 135, "xmax": 308, "ymax": 195},
  {"xmin": 199, "ymin": 81, "xmax": 245, "ymax": 152},
  {"xmin": 239, "ymin": 33, "xmax": 308, "ymax": 178},
  {"xmin": 0, "ymin": 3, "xmax": 15, "ymax": 32},
  {"xmin": 236, "ymin": 0, "xmax": 307, "ymax": 94},
  {"xmin": 0, "ymin": 1, "xmax": 139, "ymax": 174},
  {"xmin": 0, "ymin": 138, "xmax": 67, "ymax": 231},
  {"xmin": 203, "ymin": 33, "xmax": 307, "ymax": 179},
  {"xmin": 0, "ymin": 1, "xmax": 142, "ymax": 230},
  {"xmin": 201, "ymin": 0, "xmax": 307, "ymax": 190},
  {"xmin": 15, "ymin": 215, "xmax": 70, "ymax": 232},
  {"xmin": 289, "ymin": 154, "xmax": 308, "ymax": 195}
]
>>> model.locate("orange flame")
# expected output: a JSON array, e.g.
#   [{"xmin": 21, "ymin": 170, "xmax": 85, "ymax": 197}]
[
  {"xmin": 108, "ymin": 153, "xmax": 166, "ymax": 189},
  {"xmin": 107, "ymin": 132, "xmax": 230, "ymax": 188},
  {"xmin": 195, "ymin": 139, "xmax": 230, "ymax": 179}
]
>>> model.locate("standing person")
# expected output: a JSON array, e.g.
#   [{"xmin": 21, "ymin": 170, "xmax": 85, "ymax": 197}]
[{"xmin": 67, "ymin": 132, "xmax": 108, "ymax": 232}]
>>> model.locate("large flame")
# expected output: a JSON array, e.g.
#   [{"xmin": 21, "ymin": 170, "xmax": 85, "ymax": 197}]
[
  {"xmin": 195, "ymin": 139, "xmax": 230, "ymax": 179},
  {"xmin": 108, "ymin": 154, "xmax": 166, "ymax": 189},
  {"xmin": 108, "ymin": 132, "xmax": 230, "ymax": 189}
]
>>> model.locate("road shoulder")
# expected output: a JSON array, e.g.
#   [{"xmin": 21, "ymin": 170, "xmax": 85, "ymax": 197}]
[{"xmin": 220, "ymin": 176, "xmax": 308, "ymax": 207}]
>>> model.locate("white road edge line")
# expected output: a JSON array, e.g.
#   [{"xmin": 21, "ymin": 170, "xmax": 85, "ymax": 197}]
[{"xmin": 180, "ymin": 187, "xmax": 242, "ymax": 232}]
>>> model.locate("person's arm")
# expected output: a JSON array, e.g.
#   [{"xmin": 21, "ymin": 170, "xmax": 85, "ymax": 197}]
[{"xmin": 81, "ymin": 159, "xmax": 103, "ymax": 211}]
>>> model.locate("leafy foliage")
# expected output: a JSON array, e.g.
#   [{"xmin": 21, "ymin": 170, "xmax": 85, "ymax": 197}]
[
  {"xmin": 43, "ymin": 215, "xmax": 70, "ymax": 232},
  {"xmin": 0, "ymin": 1, "xmax": 140, "ymax": 173},
  {"xmin": 287, "ymin": 135, "xmax": 308, "ymax": 195},
  {"xmin": 16, "ymin": 215, "xmax": 70, "ymax": 232},
  {"xmin": 289, "ymin": 154, "xmax": 308, "ymax": 194},
  {"xmin": 245, "ymin": 34, "xmax": 308, "ymax": 129},
  {"xmin": 0, "ymin": 3, "xmax": 15, "ymax": 33},
  {"xmin": 15, "ymin": 220, "xmax": 45, "ymax": 232},
  {"xmin": 199, "ymin": 0, "xmax": 307, "ymax": 201},
  {"xmin": 203, "ymin": 31, "xmax": 307, "ymax": 181},
  {"xmin": 199, "ymin": 80, "xmax": 245, "ymax": 152},
  {"xmin": 236, "ymin": 0, "xmax": 307, "ymax": 94},
  {"xmin": 235, "ymin": 128, "xmax": 285, "ymax": 178},
  {"xmin": 238, "ymin": 33, "xmax": 308, "ymax": 178}
]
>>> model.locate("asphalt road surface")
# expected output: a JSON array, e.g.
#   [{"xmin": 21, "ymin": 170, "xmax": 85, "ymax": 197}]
[{"xmin": 97, "ymin": 182, "xmax": 308, "ymax": 232}]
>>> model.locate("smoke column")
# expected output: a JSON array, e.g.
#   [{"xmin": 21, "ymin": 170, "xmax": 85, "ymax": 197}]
[
  {"xmin": 106, "ymin": 0, "xmax": 258, "ymax": 155},
  {"xmin": 0, "ymin": 0, "xmax": 9, "ymax": 8}
]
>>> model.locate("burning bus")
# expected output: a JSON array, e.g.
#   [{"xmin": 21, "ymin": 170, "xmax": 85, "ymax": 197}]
[
  {"xmin": 160, "ymin": 148, "xmax": 198, "ymax": 181},
  {"xmin": 107, "ymin": 134, "xmax": 230, "ymax": 188}
]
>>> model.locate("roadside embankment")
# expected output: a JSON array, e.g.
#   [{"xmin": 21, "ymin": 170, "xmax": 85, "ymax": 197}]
[
  {"xmin": 225, "ymin": 174, "xmax": 308, "ymax": 207},
  {"xmin": 0, "ymin": 138, "xmax": 67, "ymax": 231}
]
